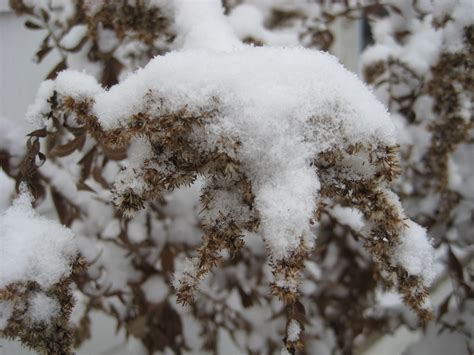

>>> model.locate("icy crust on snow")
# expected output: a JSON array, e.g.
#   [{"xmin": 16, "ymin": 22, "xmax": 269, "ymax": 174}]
[
  {"xmin": 90, "ymin": 46, "xmax": 395, "ymax": 260},
  {"xmin": 0, "ymin": 188, "xmax": 77, "ymax": 289}
]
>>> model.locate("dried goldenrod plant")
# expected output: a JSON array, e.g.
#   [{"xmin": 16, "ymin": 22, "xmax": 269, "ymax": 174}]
[
  {"xmin": 362, "ymin": 0, "xmax": 473, "ymax": 351},
  {"xmin": 2, "ymin": 1, "xmax": 470, "ymax": 354}
]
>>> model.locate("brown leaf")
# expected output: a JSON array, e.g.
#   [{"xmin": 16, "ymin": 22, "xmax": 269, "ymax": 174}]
[
  {"xmin": 79, "ymin": 147, "xmax": 96, "ymax": 180},
  {"xmin": 127, "ymin": 316, "xmax": 147, "ymax": 338},
  {"xmin": 27, "ymin": 128, "xmax": 48, "ymax": 138},
  {"xmin": 437, "ymin": 294, "xmax": 451, "ymax": 320},
  {"xmin": 46, "ymin": 59, "xmax": 67, "ymax": 80},
  {"xmin": 35, "ymin": 36, "xmax": 52, "ymax": 63},
  {"xmin": 160, "ymin": 302, "xmax": 182, "ymax": 339},
  {"xmin": 101, "ymin": 57, "xmax": 123, "ymax": 88},
  {"xmin": 102, "ymin": 144, "xmax": 127, "ymax": 161},
  {"xmin": 50, "ymin": 187, "xmax": 77, "ymax": 226},
  {"xmin": 237, "ymin": 286, "xmax": 254, "ymax": 308},
  {"xmin": 91, "ymin": 166, "xmax": 110, "ymax": 189},
  {"xmin": 50, "ymin": 133, "xmax": 86, "ymax": 157},
  {"xmin": 24, "ymin": 20, "xmax": 42, "ymax": 30},
  {"xmin": 448, "ymin": 247, "xmax": 464, "ymax": 282},
  {"xmin": 161, "ymin": 244, "xmax": 175, "ymax": 272},
  {"xmin": 76, "ymin": 181, "xmax": 95, "ymax": 193},
  {"xmin": 40, "ymin": 8, "xmax": 49, "ymax": 22}
]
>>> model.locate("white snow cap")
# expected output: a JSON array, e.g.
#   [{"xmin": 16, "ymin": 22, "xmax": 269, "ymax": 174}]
[
  {"xmin": 287, "ymin": 319, "xmax": 301, "ymax": 342},
  {"xmin": 92, "ymin": 46, "xmax": 394, "ymax": 260},
  {"xmin": 173, "ymin": 0, "xmax": 242, "ymax": 51},
  {"xmin": 394, "ymin": 220, "xmax": 436, "ymax": 286},
  {"xmin": 28, "ymin": 292, "xmax": 60, "ymax": 324},
  {"xmin": 0, "ymin": 187, "xmax": 77, "ymax": 289}
]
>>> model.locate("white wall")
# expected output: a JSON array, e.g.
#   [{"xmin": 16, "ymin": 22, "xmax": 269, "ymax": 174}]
[{"xmin": 0, "ymin": 6, "xmax": 60, "ymax": 124}]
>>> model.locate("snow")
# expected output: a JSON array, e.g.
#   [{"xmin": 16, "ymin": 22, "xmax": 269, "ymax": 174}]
[
  {"xmin": 55, "ymin": 70, "xmax": 104, "ymax": 101},
  {"xmin": 91, "ymin": 45, "xmax": 394, "ymax": 260},
  {"xmin": 328, "ymin": 205, "xmax": 364, "ymax": 232},
  {"xmin": 440, "ymin": 0, "xmax": 474, "ymax": 53},
  {"xmin": 25, "ymin": 80, "xmax": 56, "ymax": 127},
  {"xmin": 173, "ymin": 0, "xmax": 242, "ymax": 51},
  {"xmin": 287, "ymin": 319, "xmax": 301, "ymax": 342},
  {"xmin": 172, "ymin": 257, "xmax": 199, "ymax": 290},
  {"xmin": 26, "ymin": 70, "xmax": 103, "ymax": 128},
  {"xmin": 60, "ymin": 24, "xmax": 88, "ymax": 49},
  {"xmin": 0, "ymin": 169, "xmax": 15, "ymax": 212},
  {"xmin": 0, "ymin": 300, "xmax": 13, "ymax": 330},
  {"xmin": 28, "ymin": 292, "xmax": 60, "ymax": 324},
  {"xmin": 228, "ymin": 4, "xmax": 298, "ymax": 46},
  {"xmin": 393, "ymin": 220, "xmax": 436, "ymax": 286},
  {"xmin": 22, "ymin": 0, "xmax": 398, "ymax": 263},
  {"xmin": 362, "ymin": 14, "xmax": 442, "ymax": 76},
  {"xmin": 142, "ymin": 276, "xmax": 168, "ymax": 304},
  {"xmin": 0, "ymin": 116, "xmax": 29, "ymax": 159},
  {"xmin": 0, "ymin": 186, "xmax": 77, "ymax": 289}
]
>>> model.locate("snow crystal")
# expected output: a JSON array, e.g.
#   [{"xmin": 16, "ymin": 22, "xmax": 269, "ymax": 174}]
[
  {"xmin": 393, "ymin": 220, "xmax": 436, "ymax": 286},
  {"xmin": 0, "ymin": 187, "xmax": 77, "ymax": 289},
  {"xmin": 28, "ymin": 292, "xmax": 60, "ymax": 324},
  {"xmin": 287, "ymin": 319, "xmax": 301, "ymax": 342}
]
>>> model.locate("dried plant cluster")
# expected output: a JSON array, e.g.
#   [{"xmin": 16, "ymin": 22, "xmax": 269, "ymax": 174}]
[
  {"xmin": 362, "ymin": 0, "xmax": 473, "ymax": 351},
  {"xmin": 10, "ymin": 0, "xmax": 175, "ymax": 86},
  {"xmin": 0, "ymin": 259, "xmax": 86, "ymax": 354},
  {"xmin": 0, "ymin": 1, "xmax": 472, "ymax": 355}
]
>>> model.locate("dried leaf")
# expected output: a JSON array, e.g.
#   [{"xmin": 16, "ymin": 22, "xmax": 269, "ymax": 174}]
[
  {"xmin": 27, "ymin": 128, "xmax": 48, "ymax": 138},
  {"xmin": 35, "ymin": 36, "xmax": 53, "ymax": 63},
  {"xmin": 102, "ymin": 144, "xmax": 127, "ymax": 160},
  {"xmin": 448, "ymin": 247, "xmax": 464, "ymax": 282},
  {"xmin": 24, "ymin": 20, "xmax": 42, "ymax": 30},
  {"xmin": 437, "ymin": 294, "xmax": 451, "ymax": 320},
  {"xmin": 92, "ymin": 166, "xmax": 110, "ymax": 189},
  {"xmin": 76, "ymin": 181, "xmax": 95, "ymax": 193},
  {"xmin": 101, "ymin": 57, "xmax": 123, "ymax": 88},
  {"xmin": 79, "ymin": 147, "xmax": 96, "ymax": 180},
  {"xmin": 127, "ymin": 316, "xmax": 147, "ymax": 338},
  {"xmin": 50, "ymin": 187, "xmax": 77, "ymax": 226},
  {"xmin": 161, "ymin": 244, "xmax": 174, "ymax": 272},
  {"xmin": 46, "ymin": 59, "xmax": 67, "ymax": 80},
  {"xmin": 50, "ymin": 133, "xmax": 86, "ymax": 157}
]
